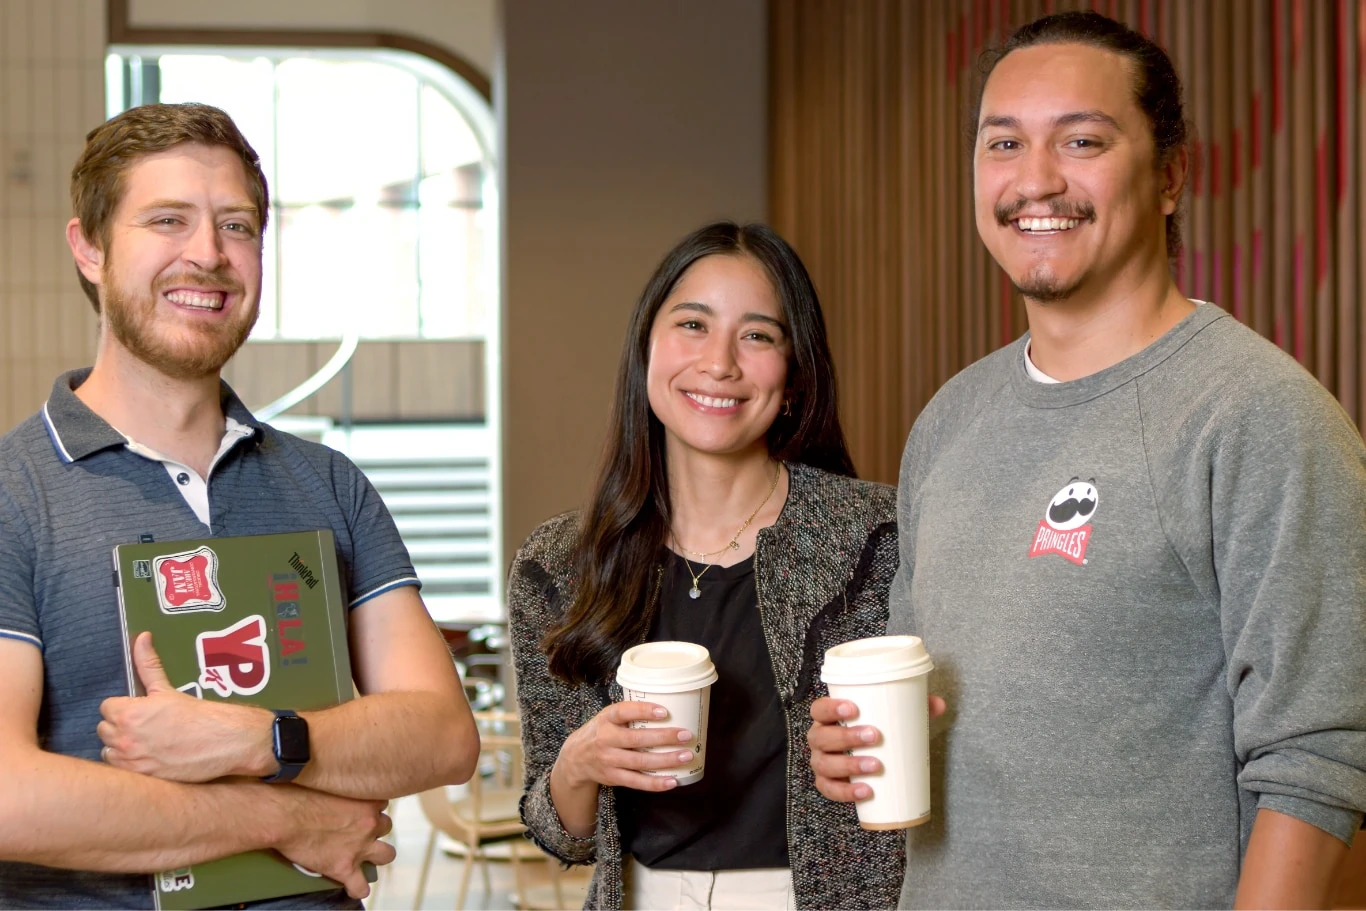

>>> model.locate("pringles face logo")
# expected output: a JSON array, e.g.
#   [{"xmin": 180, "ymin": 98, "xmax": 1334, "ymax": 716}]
[
  {"xmin": 1028, "ymin": 477, "xmax": 1098, "ymax": 565},
  {"xmin": 153, "ymin": 546, "xmax": 226, "ymax": 614}
]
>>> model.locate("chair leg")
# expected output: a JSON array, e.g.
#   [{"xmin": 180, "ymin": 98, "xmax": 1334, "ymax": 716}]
[
  {"xmin": 412, "ymin": 828, "xmax": 437, "ymax": 910},
  {"xmin": 547, "ymin": 854, "xmax": 565, "ymax": 910},
  {"xmin": 478, "ymin": 845, "xmax": 493, "ymax": 896},
  {"xmin": 454, "ymin": 843, "xmax": 477, "ymax": 910},
  {"xmin": 509, "ymin": 844, "xmax": 527, "ymax": 910}
]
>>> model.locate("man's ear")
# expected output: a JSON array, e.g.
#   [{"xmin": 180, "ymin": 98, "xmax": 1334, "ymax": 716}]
[
  {"xmin": 66, "ymin": 218, "xmax": 104, "ymax": 286},
  {"xmin": 1159, "ymin": 146, "xmax": 1189, "ymax": 217}
]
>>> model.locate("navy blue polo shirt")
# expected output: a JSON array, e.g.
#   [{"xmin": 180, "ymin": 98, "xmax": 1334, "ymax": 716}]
[{"xmin": 0, "ymin": 369, "xmax": 419, "ymax": 909}]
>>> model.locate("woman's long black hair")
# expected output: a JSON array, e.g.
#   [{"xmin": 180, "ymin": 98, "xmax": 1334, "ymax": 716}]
[{"xmin": 543, "ymin": 221, "xmax": 856, "ymax": 685}]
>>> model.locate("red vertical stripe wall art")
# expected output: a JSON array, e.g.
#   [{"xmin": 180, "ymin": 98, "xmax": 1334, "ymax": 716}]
[{"xmin": 772, "ymin": 0, "xmax": 1366, "ymax": 483}]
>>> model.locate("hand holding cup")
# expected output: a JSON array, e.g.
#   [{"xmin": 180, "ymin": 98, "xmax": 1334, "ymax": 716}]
[
  {"xmin": 809, "ymin": 636, "xmax": 944, "ymax": 829},
  {"xmin": 808, "ymin": 694, "xmax": 947, "ymax": 801},
  {"xmin": 555, "ymin": 700, "xmax": 696, "ymax": 793}
]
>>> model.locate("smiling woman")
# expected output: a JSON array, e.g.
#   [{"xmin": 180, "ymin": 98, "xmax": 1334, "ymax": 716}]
[{"xmin": 506, "ymin": 222, "xmax": 908, "ymax": 910}]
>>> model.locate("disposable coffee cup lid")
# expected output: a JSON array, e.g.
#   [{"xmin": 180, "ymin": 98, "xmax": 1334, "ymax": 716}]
[
  {"xmin": 617, "ymin": 641, "xmax": 718, "ymax": 693},
  {"xmin": 820, "ymin": 635, "xmax": 933, "ymax": 685}
]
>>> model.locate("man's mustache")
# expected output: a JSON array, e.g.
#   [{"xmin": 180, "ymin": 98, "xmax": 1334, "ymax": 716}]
[
  {"xmin": 152, "ymin": 271, "xmax": 245, "ymax": 296},
  {"xmin": 995, "ymin": 198, "xmax": 1097, "ymax": 227}
]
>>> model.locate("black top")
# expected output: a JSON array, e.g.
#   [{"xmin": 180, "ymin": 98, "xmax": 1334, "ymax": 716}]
[{"xmin": 618, "ymin": 551, "xmax": 790, "ymax": 870}]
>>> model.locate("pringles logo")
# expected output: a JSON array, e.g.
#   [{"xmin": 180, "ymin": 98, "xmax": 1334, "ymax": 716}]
[{"xmin": 1028, "ymin": 478, "xmax": 1098, "ymax": 566}]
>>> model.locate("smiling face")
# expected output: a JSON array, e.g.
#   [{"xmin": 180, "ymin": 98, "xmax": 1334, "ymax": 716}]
[
  {"xmin": 83, "ymin": 143, "xmax": 263, "ymax": 380},
  {"xmin": 974, "ymin": 42, "xmax": 1180, "ymax": 305},
  {"xmin": 646, "ymin": 253, "xmax": 791, "ymax": 461}
]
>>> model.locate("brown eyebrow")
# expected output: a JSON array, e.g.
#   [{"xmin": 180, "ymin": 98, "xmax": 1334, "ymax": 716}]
[
  {"xmin": 135, "ymin": 200, "xmax": 260, "ymax": 219},
  {"xmin": 668, "ymin": 301, "xmax": 789, "ymax": 334},
  {"xmin": 978, "ymin": 110, "xmax": 1122, "ymax": 135}
]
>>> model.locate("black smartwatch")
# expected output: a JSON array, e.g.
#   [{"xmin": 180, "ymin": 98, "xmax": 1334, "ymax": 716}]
[{"xmin": 262, "ymin": 709, "xmax": 310, "ymax": 782}]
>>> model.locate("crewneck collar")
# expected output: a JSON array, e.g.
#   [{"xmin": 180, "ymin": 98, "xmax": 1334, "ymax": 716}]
[{"xmin": 1011, "ymin": 302, "xmax": 1228, "ymax": 409}]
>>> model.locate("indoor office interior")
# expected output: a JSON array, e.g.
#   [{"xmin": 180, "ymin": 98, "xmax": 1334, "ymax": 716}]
[{"xmin": 2, "ymin": 0, "xmax": 1364, "ymax": 907}]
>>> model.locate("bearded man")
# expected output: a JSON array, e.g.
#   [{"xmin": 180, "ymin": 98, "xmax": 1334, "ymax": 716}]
[{"xmin": 0, "ymin": 103, "xmax": 479, "ymax": 909}]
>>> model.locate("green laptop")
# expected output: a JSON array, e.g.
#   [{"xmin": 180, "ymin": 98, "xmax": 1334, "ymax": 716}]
[{"xmin": 113, "ymin": 529, "xmax": 354, "ymax": 910}]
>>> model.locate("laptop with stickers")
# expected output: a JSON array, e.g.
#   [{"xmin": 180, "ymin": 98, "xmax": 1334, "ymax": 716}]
[{"xmin": 113, "ymin": 529, "xmax": 355, "ymax": 910}]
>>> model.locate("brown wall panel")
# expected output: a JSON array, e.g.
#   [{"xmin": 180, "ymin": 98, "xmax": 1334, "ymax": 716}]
[{"xmin": 771, "ymin": 0, "xmax": 1366, "ymax": 485}]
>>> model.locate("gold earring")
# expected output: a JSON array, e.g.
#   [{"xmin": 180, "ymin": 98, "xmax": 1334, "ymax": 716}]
[{"xmin": 781, "ymin": 399, "xmax": 793, "ymax": 417}]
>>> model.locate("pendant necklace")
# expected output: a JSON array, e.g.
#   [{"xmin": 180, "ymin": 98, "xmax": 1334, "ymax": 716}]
[
  {"xmin": 678, "ymin": 550, "xmax": 713, "ymax": 600},
  {"xmin": 673, "ymin": 462, "xmax": 782, "ymax": 599}
]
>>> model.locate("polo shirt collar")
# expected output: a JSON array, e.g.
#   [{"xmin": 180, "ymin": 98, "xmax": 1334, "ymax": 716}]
[{"xmin": 42, "ymin": 368, "xmax": 263, "ymax": 464}]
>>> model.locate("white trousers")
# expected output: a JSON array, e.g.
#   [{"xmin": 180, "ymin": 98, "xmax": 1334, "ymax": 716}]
[{"xmin": 623, "ymin": 857, "xmax": 796, "ymax": 911}]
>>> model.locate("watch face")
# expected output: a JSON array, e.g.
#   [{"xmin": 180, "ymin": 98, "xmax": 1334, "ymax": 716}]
[{"xmin": 274, "ymin": 715, "xmax": 310, "ymax": 765}]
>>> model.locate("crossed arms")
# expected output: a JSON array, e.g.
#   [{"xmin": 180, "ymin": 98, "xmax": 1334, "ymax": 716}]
[{"xmin": 0, "ymin": 585, "xmax": 478, "ymax": 898}]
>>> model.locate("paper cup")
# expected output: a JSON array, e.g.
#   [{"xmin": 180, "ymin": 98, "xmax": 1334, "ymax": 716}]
[
  {"xmin": 820, "ymin": 635, "xmax": 934, "ymax": 830},
  {"xmin": 616, "ymin": 641, "xmax": 718, "ymax": 786}
]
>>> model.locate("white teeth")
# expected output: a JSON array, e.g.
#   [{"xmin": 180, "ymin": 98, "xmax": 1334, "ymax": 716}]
[
  {"xmin": 165, "ymin": 290, "xmax": 225, "ymax": 310},
  {"xmin": 686, "ymin": 392, "xmax": 738, "ymax": 408},
  {"xmin": 1016, "ymin": 217, "xmax": 1082, "ymax": 232}
]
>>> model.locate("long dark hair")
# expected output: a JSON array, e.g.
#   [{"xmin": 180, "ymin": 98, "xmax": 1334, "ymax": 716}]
[
  {"xmin": 971, "ymin": 11, "xmax": 1190, "ymax": 258},
  {"xmin": 544, "ymin": 221, "xmax": 855, "ymax": 684}
]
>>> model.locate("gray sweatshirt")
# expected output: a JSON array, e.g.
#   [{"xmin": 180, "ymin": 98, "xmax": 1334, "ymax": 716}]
[{"xmin": 888, "ymin": 304, "xmax": 1366, "ymax": 909}]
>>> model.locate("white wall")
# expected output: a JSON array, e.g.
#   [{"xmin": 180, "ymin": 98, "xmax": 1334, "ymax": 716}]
[
  {"xmin": 127, "ymin": 0, "xmax": 495, "ymax": 77},
  {"xmin": 499, "ymin": 0, "xmax": 769, "ymax": 560}
]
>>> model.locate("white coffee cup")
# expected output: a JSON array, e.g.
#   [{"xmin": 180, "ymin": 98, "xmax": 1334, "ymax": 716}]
[
  {"xmin": 615, "ymin": 641, "xmax": 718, "ymax": 786},
  {"xmin": 820, "ymin": 635, "xmax": 935, "ymax": 830}
]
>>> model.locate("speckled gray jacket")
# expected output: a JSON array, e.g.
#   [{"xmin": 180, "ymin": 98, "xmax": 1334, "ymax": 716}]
[{"xmin": 507, "ymin": 462, "xmax": 905, "ymax": 910}]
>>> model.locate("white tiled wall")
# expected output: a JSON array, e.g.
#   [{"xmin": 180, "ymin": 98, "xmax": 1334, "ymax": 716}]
[{"xmin": 1, "ymin": 0, "xmax": 105, "ymax": 433}]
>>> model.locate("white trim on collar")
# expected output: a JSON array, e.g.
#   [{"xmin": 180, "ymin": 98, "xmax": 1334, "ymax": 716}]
[{"xmin": 41, "ymin": 402, "xmax": 76, "ymax": 463}]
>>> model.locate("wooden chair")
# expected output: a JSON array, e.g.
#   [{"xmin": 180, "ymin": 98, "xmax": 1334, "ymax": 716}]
[{"xmin": 411, "ymin": 710, "xmax": 560, "ymax": 909}]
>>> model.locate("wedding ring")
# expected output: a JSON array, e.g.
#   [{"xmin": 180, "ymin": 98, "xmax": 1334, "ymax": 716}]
[{"xmin": 101, "ymin": 746, "xmax": 111, "ymax": 763}]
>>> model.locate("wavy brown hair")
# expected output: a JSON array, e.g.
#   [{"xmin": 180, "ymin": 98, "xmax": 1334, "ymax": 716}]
[{"xmin": 544, "ymin": 221, "xmax": 855, "ymax": 684}]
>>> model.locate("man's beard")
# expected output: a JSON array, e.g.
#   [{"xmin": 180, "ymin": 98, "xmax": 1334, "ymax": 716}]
[
  {"xmin": 103, "ymin": 269, "xmax": 257, "ymax": 380},
  {"xmin": 994, "ymin": 198, "xmax": 1097, "ymax": 303}
]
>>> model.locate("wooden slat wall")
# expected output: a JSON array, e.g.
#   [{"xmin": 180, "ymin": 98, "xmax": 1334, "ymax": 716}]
[{"xmin": 771, "ymin": 0, "xmax": 1365, "ymax": 484}]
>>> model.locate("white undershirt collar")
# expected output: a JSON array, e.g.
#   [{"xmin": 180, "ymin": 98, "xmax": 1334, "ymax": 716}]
[
  {"xmin": 119, "ymin": 417, "xmax": 255, "ymax": 527},
  {"xmin": 1023, "ymin": 341, "xmax": 1062, "ymax": 384}
]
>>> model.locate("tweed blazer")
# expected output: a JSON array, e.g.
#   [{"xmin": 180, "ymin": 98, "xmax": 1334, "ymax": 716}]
[{"xmin": 506, "ymin": 462, "xmax": 905, "ymax": 910}]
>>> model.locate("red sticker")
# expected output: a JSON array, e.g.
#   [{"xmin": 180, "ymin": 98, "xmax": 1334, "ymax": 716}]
[{"xmin": 153, "ymin": 546, "xmax": 226, "ymax": 614}]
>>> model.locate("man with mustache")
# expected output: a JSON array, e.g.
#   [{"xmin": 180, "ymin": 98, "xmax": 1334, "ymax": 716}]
[
  {"xmin": 0, "ymin": 103, "xmax": 479, "ymax": 908},
  {"xmin": 809, "ymin": 11, "xmax": 1366, "ymax": 908}
]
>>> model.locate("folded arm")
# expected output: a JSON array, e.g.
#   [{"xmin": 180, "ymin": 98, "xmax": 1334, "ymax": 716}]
[
  {"xmin": 100, "ymin": 586, "xmax": 479, "ymax": 800},
  {"xmin": 0, "ymin": 639, "xmax": 393, "ymax": 897}
]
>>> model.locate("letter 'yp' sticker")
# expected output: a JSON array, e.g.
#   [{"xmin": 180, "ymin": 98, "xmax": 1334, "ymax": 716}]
[
  {"xmin": 153, "ymin": 546, "xmax": 226, "ymax": 614},
  {"xmin": 195, "ymin": 615, "xmax": 271, "ymax": 697}
]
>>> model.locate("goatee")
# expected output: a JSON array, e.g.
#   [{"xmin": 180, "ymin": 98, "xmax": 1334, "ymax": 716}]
[{"xmin": 104, "ymin": 271, "xmax": 257, "ymax": 380}]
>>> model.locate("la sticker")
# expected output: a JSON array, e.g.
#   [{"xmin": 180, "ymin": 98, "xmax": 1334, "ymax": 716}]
[
  {"xmin": 195, "ymin": 615, "xmax": 271, "ymax": 698},
  {"xmin": 153, "ymin": 546, "xmax": 226, "ymax": 614}
]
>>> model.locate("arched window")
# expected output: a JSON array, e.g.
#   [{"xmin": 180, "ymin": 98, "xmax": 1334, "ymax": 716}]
[{"xmin": 105, "ymin": 48, "xmax": 496, "ymax": 342}]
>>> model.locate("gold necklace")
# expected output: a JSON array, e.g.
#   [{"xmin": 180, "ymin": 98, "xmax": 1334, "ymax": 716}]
[
  {"xmin": 673, "ymin": 462, "xmax": 782, "ymax": 598},
  {"xmin": 675, "ymin": 462, "xmax": 782, "ymax": 561},
  {"xmin": 677, "ymin": 548, "xmax": 714, "ymax": 600}
]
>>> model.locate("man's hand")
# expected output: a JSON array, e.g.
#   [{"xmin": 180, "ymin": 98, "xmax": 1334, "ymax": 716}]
[
  {"xmin": 98, "ymin": 632, "xmax": 274, "ymax": 782},
  {"xmin": 268, "ymin": 786, "xmax": 395, "ymax": 900},
  {"xmin": 808, "ymin": 694, "xmax": 946, "ymax": 802}
]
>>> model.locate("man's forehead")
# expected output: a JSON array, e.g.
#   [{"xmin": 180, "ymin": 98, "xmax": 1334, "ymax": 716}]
[
  {"xmin": 117, "ymin": 143, "xmax": 257, "ymax": 210},
  {"xmin": 979, "ymin": 42, "xmax": 1140, "ymax": 126}
]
